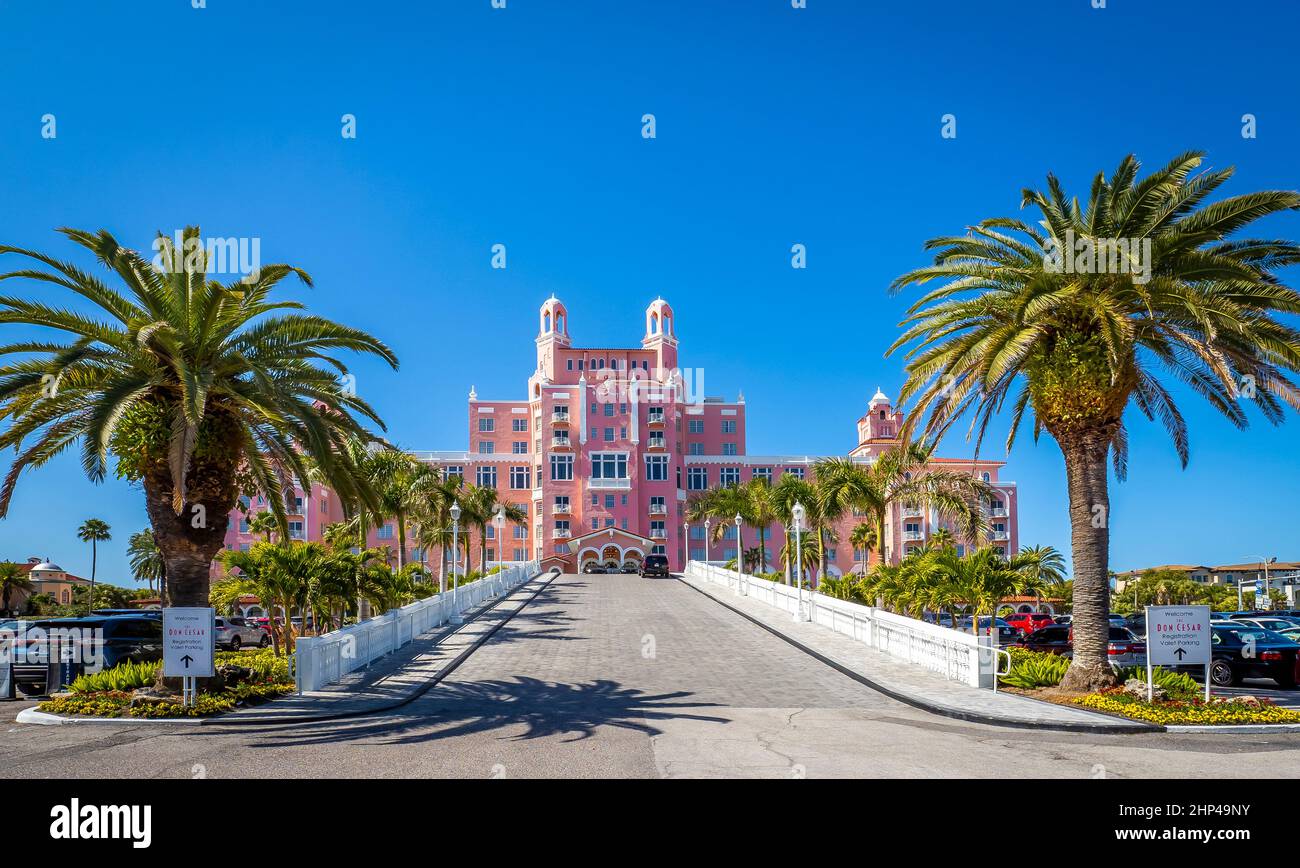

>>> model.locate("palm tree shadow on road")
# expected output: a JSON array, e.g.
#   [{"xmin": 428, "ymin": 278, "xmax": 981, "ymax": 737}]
[{"xmin": 240, "ymin": 677, "xmax": 729, "ymax": 748}]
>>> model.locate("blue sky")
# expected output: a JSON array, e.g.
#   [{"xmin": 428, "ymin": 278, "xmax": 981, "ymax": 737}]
[{"xmin": 1, "ymin": 0, "xmax": 1298, "ymax": 586}]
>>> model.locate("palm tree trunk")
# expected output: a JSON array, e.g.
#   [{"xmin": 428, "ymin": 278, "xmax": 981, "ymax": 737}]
[
  {"xmin": 758, "ymin": 526, "xmax": 768, "ymax": 573},
  {"xmin": 88, "ymin": 539, "xmax": 97, "ymax": 615},
  {"xmin": 1057, "ymin": 430, "xmax": 1120, "ymax": 692}
]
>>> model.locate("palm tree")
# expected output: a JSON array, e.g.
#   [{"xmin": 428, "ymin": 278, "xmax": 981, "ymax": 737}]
[
  {"xmin": 126, "ymin": 529, "xmax": 164, "ymax": 594},
  {"xmin": 0, "ymin": 560, "xmax": 33, "ymax": 615},
  {"xmin": 0, "ymin": 226, "xmax": 396, "ymax": 612},
  {"xmin": 367, "ymin": 449, "xmax": 438, "ymax": 570},
  {"xmin": 771, "ymin": 472, "xmax": 818, "ymax": 585},
  {"xmin": 460, "ymin": 485, "xmax": 526, "ymax": 573},
  {"xmin": 246, "ymin": 511, "xmax": 279, "ymax": 545},
  {"xmin": 76, "ymin": 518, "xmax": 111, "ymax": 614},
  {"xmin": 848, "ymin": 522, "xmax": 877, "ymax": 576},
  {"xmin": 1014, "ymin": 544, "xmax": 1066, "ymax": 610},
  {"xmin": 888, "ymin": 152, "xmax": 1300, "ymax": 689}
]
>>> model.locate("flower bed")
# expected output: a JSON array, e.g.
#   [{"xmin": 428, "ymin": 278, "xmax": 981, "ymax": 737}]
[
  {"xmin": 1073, "ymin": 690, "xmax": 1300, "ymax": 726},
  {"xmin": 39, "ymin": 648, "xmax": 294, "ymax": 719}
]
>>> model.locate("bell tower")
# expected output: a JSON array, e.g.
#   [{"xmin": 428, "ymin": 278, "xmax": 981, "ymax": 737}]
[
  {"xmin": 642, "ymin": 297, "xmax": 678, "ymax": 376},
  {"xmin": 536, "ymin": 295, "xmax": 571, "ymax": 380}
]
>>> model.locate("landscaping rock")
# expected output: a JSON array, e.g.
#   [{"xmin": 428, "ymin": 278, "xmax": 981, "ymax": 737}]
[
  {"xmin": 129, "ymin": 687, "xmax": 183, "ymax": 709},
  {"xmin": 1122, "ymin": 678, "xmax": 1166, "ymax": 701}
]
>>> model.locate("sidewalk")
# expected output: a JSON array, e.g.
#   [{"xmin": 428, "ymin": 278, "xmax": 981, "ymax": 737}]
[
  {"xmin": 18, "ymin": 570, "xmax": 557, "ymax": 727},
  {"xmin": 678, "ymin": 573, "xmax": 1158, "ymax": 733}
]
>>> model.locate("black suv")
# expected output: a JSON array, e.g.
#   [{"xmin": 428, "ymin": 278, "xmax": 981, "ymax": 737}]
[
  {"xmin": 640, "ymin": 555, "xmax": 670, "ymax": 577},
  {"xmin": 8, "ymin": 616, "xmax": 164, "ymax": 694}
]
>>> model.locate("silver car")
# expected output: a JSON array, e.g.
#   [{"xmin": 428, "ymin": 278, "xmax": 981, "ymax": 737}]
[{"xmin": 215, "ymin": 616, "xmax": 269, "ymax": 651}]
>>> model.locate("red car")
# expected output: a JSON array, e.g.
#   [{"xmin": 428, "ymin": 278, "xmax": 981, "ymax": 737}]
[{"xmin": 1003, "ymin": 612, "xmax": 1055, "ymax": 636}]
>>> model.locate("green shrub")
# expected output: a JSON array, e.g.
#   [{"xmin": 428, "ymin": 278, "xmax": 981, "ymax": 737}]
[
  {"xmin": 999, "ymin": 653, "xmax": 1070, "ymax": 689},
  {"xmin": 70, "ymin": 660, "xmax": 161, "ymax": 694},
  {"xmin": 1114, "ymin": 665, "xmax": 1200, "ymax": 698}
]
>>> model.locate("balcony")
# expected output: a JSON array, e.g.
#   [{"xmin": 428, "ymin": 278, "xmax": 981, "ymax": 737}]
[
  {"xmin": 646, "ymin": 437, "xmax": 667, "ymax": 451},
  {"xmin": 647, "ymin": 413, "xmax": 666, "ymax": 428},
  {"xmin": 551, "ymin": 436, "xmax": 572, "ymax": 449},
  {"xmin": 552, "ymin": 412, "xmax": 570, "ymax": 425},
  {"xmin": 553, "ymin": 503, "xmax": 571, "ymax": 515},
  {"xmin": 902, "ymin": 506, "xmax": 922, "ymax": 518},
  {"xmin": 988, "ymin": 507, "xmax": 1008, "ymax": 518},
  {"xmin": 989, "ymin": 530, "xmax": 1009, "ymax": 542},
  {"xmin": 650, "ymin": 529, "xmax": 667, "ymax": 539},
  {"xmin": 552, "ymin": 528, "xmax": 571, "ymax": 539},
  {"xmin": 648, "ymin": 503, "xmax": 667, "ymax": 515},
  {"xmin": 902, "ymin": 530, "xmax": 925, "ymax": 542},
  {"xmin": 588, "ymin": 477, "xmax": 632, "ymax": 490}
]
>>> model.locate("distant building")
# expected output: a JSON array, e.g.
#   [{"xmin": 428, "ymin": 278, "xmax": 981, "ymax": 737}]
[{"xmin": 4, "ymin": 557, "xmax": 93, "ymax": 612}]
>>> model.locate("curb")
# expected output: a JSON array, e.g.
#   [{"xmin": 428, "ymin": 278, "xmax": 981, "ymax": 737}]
[
  {"xmin": 1165, "ymin": 723, "xmax": 1300, "ymax": 734},
  {"xmin": 19, "ymin": 571, "xmax": 557, "ymax": 728},
  {"xmin": 676, "ymin": 575, "xmax": 1161, "ymax": 735}
]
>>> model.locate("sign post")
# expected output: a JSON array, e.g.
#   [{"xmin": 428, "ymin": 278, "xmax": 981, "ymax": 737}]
[
  {"xmin": 1145, "ymin": 605, "xmax": 1212, "ymax": 702},
  {"xmin": 163, "ymin": 608, "xmax": 215, "ymax": 708}
]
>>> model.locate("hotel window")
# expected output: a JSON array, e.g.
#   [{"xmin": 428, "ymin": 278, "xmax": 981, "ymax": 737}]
[
  {"xmin": 444, "ymin": 465, "xmax": 463, "ymax": 480},
  {"xmin": 476, "ymin": 466, "xmax": 498, "ymax": 487},
  {"xmin": 513, "ymin": 525, "xmax": 528, "ymax": 540},
  {"xmin": 720, "ymin": 467, "xmax": 740, "ymax": 486},
  {"xmin": 238, "ymin": 495, "xmax": 251, "ymax": 510},
  {"xmin": 591, "ymin": 402, "xmax": 598, "ymax": 413},
  {"xmin": 652, "ymin": 544, "xmax": 665, "ymax": 555},
  {"xmin": 604, "ymin": 403, "xmax": 614, "ymax": 416},
  {"xmin": 621, "ymin": 518, "xmax": 628, "ymax": 530},
  {"xmin": 691, "ymin": 548, "xmax": 706, "ymax": 560},
  {"xmin": 982, "ymin": 472, "xmax": 991, "ymax": 482},
  {"xmin": 512, "ymin": 418, "xmax": 528, "ymax": 432},
  {"xmin": 510, "ymin": 466, "xmax": 530, "ymax": 490},
  {"xmin": 620, "ymin": 427, "xmax": 627, "ymax": 439},
  {"xmin": 592, "ymin": 452, "xmax": 629, "ymax": 479},
  {"xmin": 239, "ymin": 517, "xmax": 250, "ymax": 533},
  {"xmin": 513, "ymin": 547, "xmax": 527, "ymax": 561},
  {"xmin": 589, "ymin": 426, "xmax": 598, "ymax": 441},
  {"xmin": 566, "ymin": 359, "xmax": 573, "ymax": 371},
  {"xmin": 722, "ymin": 443, "xmax": 737, "ymax": 456},
  {"xmin": 592, "ymin": 493, "xmax": 598, "ymax": 505},
  {"xmin": 591, "ymin": 518, "xmax": 599, "ymax": 530},
  {"xmin": 688, "ymin": 467, "xmax": 708, "ymax": 490},
  {"xmin": 550, "ymin": 454, "xmax": 574, "ymax": 481},
  {"xmin": 690, "ymin": 526, "xmax": 706, "ymax": 540},
  {"xmin": 621, "ymin": 494, "xmax": 628, "ymax": 506},
  {"xmin": 721, "ymin": 420, "xmax": 736, "ymax": 434},
  {"xmin": 722, "ymin": 525, "xmax": 737, "ymax": 540},
  {"xmin": 605, "ymin": 519, "xmax": 615, "ymax": 528},
  {"xmin": 604, "ymin": 427, "xmax": 615, "ymax": 442},
  {"xmin": 486, "ymin": 525, "xmax": 496, "ymax": 540},
  {"xmin": 650, "ymin": 495, "xmax": 666, "ymax": 511},
  {"xmin": 377, "ymin": 524, "xmax": 394, "ymax": 540},
  {"xmin": 411, "ymin": 547, "xmax": 424, "ymax": 562},
  {"xmin": 645, "ymin": 455, "xmax": 669, "ymax": 481},
  {"xmin": 577, "ymin": 360, "xmax": 584, "ymax": 370},
  {"xmin": 753, "ymin": 467, "xmax": 772, "ymax": 482},
  {"xmin": 854, "ymin": 548, "xmax": 865, "ymax": 563},
  {"xmin": 827, "ymin": 549, "xmax": 837, "ymax": 562},
  {"xmin": 604, "ymin": 495, "xmax": 616, "ymax": 508},
  {"xmin": 688, "ymin": 443, "xmax": 704, "ymax": 455},
  {"xmin": 688, "ymin": 419, "xmax": 704, "ymax": 434},
  {"xmin": 650, "ymin": 520, "xmax": 665, "ymax": 536},
  {"xmin": 479, "ymin": 418, "xmax": 495, "ymax": 432},
  {"xmin": 648, "ymin": 407, "xmax": 664, "ymax": 423},
  {"xmin": 619, "ymin": 403, "xmax": 628, "ymax": 414},
  {"xmin": 784, "ymin": 467, "xmax": 805, "ymax": 480},
  {"xmin": 555, "ymin": 519, "xmax": 570, "ymax": 534},
  {"xmin": 554, "ymin": 495, "xmax": 570, "ymax": 512},
  {"xmin": 485, "ymin": 547, "xmax": 495, "ymax": 561},
  {"xmin": 478, "ymin": 441, "xmax": 494, "ymax": 454}
]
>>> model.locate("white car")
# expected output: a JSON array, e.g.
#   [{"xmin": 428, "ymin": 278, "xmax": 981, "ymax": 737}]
[
  {"xmin": 215, "ymin": 616, "xmax": 269, "ymax": 651},
  {"xmin": 1236, "ymin": 616, "xmax": 1300, "ymax": 633}
]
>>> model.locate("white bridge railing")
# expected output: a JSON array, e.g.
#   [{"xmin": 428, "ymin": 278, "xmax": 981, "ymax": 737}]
[
  {"xmin": 294, "ymin": 561, "xmax": 539, "ymax": 693},
  {"xmin": 685, "ymin": 561, "xmax": 995, "ymax": 689}
]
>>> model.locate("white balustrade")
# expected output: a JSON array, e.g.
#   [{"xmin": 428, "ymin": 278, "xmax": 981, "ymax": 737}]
[{"xmin": 294, "ymin": 561, "xmax": 539, "ymax": 693}]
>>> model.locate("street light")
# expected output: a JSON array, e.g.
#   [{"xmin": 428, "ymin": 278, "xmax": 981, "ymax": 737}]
[
  {"xmin": 493, "ymin": 507, "xmax": 506, "ymax": 597},
  {"xmin": 449, "ymin": 502, "xmax": 462, "ymax": 624},
  {"xmin": 734, "ymin": 512, "xmax": 745, "ymax": 596},
  {"xmin": 792, "ymin": 501, "xmax": 807, "ymax": 622},
  {"xmin": 683, "ymin": 521, "xmax": 690, "ymax": 566},
  {"xmin": 704, "ymin": 518, "xmax": 711, "ymax": 563}
]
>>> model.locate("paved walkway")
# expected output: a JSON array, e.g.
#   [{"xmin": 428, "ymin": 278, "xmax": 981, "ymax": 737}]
[
  {"xmin": 677, "ymin": 572, "xmax": 1153, "ymax": 732},
  {"xmin": 212, "ymin": 570, "xmax": 558, "ymax": 724}
]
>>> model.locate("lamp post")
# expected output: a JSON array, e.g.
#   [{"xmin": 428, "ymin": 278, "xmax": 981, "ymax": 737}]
[
  {"xmin": 792, "ymin": 502, "xmax": 807, "ymax": 622},
  {"xmin": 493, "ymin": 507, "xmax": 506, "ymax": 597},
  {"xmin": 704, "ymin": 518, "xmax": 711, "ymax": 563},
  {"xmin": 734, "ymin": 513, "xmax": 745, "ymax": 596},
  {"xmin": 683, "ymin": 521, "xmax": 690, "ymax": 567},
  {"xmin": 449, "ymin": 502, "xmax": 463, "ymax": 624}
]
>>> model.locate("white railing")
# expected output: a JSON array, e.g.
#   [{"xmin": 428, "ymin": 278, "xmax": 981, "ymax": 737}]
[
  {"xmin": 294, "ymin": 561, "xmax": 539, "ymax": 693},
  {"xmin": 684, "ymin": 561, "xmax": 995, "ymax": 689}
]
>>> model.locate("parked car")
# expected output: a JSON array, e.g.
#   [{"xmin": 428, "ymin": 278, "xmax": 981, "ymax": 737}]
[
  {"xmin": 923, "ymin": 612, "xmax": 956, "ymax": 628},
  {"xmin": 1236, "ymin": 616, "xmax": 1300, "ymax": 633},
  {"xmin": 1178, "ymin": 625, "xmax": 1300, "ymax": 688},
  {"xmin": 1015, "ymin": 624, "xmax": 1147, "ymax": 666},
  {"xmin": 956, "ymin": 616, "xmax": 1019, "ymax": 644},
  {"xmin": 91, "ymin": 608, "xmax": 162, "ymax": 618},
  {"xmin": 12, "ymin": 615, "xmax": 164, "ymax": 693},
  {"xmin": 1278, "ymin": 626, "xmax": 1300, "ymax": 644},
  {"xmin": 582, "ymin": 562, "xmax": 607, "ymax": 574},
  {"xmin": 1003, "ymin": 612, "xmax": 1056, "ymax": 636},
  {"xmin": 216, "ymin": 616, "xmax": 270, "ymax": 650},
  {"xmin": 1122, "ymin": 614, "xmax": 1148, "ymax": 638},
  {"xmin": 1053, "ymin": 614, "xmax": 1072, "ymax": 626},
  {"xmin": 640, "ymin": 555, "xmax": 670, "ymax": 578},
  {"xmin": 618, "ymin": 563, "xmax": 639, "ymax": 574}
]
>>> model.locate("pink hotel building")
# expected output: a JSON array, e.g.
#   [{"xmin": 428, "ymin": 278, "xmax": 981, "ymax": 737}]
[{"xmin": 219, "ymin": 297, "xmax": 1019, "ymax": 576}]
